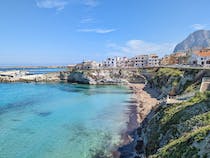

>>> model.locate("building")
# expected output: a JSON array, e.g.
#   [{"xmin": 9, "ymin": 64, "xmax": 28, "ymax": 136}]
[
  {"xmin": 160, "ymin": 52, "xmax": 189, "ymax": 65},
  {"xmin": 127, "ymin": 59, "xmax": 135, "ymax": 68},
  {"xmin": 148, "ymin": 54, "xmax": 159, "ymax": 67},
  {"xmin": 160, "ymin": 55, "xmax": 170, "ymax": 65},
  {"xmin": 102, "ymin": 57, "xmax": 128, "ymax": 68},
  {"xmin": 75, "ymin": 61, "xmax": 99, "ymax": 70},
  {"xmin": 192, "ymin": 48, "xmax": 210, "ymax": 67},
  {"xmin": 116, "ymin": 57, "xmax": 129, "ymax": 67},
  {"xmin": 103, "ymin": 54, "xmax": 160, "ymax": 68},
  {"xmin": 102, "ymin": 57, "xmax": 118, "ymax": 68},
  {"xmin": 174, "ymin": 52, "xmax": 189, "ymax": 65},
  {"xmin": 132, "ymin": 55, "xmax": 149, "ymax": 67}
]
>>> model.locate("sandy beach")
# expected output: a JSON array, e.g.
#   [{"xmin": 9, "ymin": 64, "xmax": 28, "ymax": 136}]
[
  {"xmin": 118, "ymin": 83, "xmax": 159, "ymax": 158},
  {"xmin": 128, "ymin": 83, "xmax": 159, "ymax": 124}
]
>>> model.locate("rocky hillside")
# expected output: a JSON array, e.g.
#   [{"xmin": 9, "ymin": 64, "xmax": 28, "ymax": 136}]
[
  {"xmin": 133, "ymin": 68, "xmax": 210, "ymax": 158},
  {"xmin": 147, "ymin": 68, "xmax": 210, "ymax": 98},
  {"xmin": 67, "ymin": 69, "xmax": 146, "ymax": 85},
  {"xmin": 136, "ymin": 92, "xmax": 210, "ymax": 158},
  {"xmin": 174, "ymin": 30, "xmax": 210, "ymax": 52}
]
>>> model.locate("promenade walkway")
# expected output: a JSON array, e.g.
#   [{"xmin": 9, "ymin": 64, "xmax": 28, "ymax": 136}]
[{"xmin": 166, "ymin": 92, "xmax": 195, "ymax": 104}]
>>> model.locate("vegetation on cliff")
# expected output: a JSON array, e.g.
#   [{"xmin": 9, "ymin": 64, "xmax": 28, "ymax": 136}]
[
  {"xmin": 150, "ymin": 125, "xmax": 210, "ymax": 158},
  {"xmin": 130, "ymin": 68, "xmax": 210, "ymax": 158},
  {"xmin": 137, "ymin": 91, "xmax": 210, "ymax": 158},
  {"xmin": 148, "ymin": 68, "xmax": 204, "ymax": 96}
]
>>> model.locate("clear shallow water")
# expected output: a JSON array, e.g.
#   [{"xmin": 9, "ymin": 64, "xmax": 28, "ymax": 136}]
[{"xmin": 0, "ymin": 83, "xmax": 131, "ymax": 158}]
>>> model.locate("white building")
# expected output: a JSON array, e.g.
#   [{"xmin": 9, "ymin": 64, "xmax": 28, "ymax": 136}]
[
  {"xmin": 127, "ymin": 59, "xmax": 135, "ymax": 68},
  {"xmin": 102, "ymin": 57, "xmax": 128, "ymax": 68},
  {"xmin": 132, "ymin": 55, "xmax": 149, "ymax": 67},
  {"xmin": 102, "ymin": 54, "xmax": 160, "ymax": 68},
  {"xmin": 116, "ymin": 57, "xmax": 128, "ymax": 67},
  {"xmin": 103, "ymin": 57, "xmax": 117, "ymax": 68},
  {"xmin": 192, "ymin": 48, "xmax": 210, "ymax": 67},
  {"xmin": 148, "ymin": 54, "xmax": 160, "ymax": 67}
]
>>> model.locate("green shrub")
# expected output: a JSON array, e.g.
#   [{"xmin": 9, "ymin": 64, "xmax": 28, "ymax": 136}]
[{"xmin": 150, "ymin": 126, "xmax": 210, "ymax": 158}]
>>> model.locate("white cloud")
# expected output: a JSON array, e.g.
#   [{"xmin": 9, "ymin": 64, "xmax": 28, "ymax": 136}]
[
  {"xmin": 36, "ymin": 0, "xmax": 99, "ymax": 11},
  {"xmin": 191, "ymin": 24, "xmax": 206, "ymax": 30},
  {"xmin": 83, "ymin": 0, "xmax": 99, "ymax": 7},
  {"xmin": 36, "ymin": 0, "xmax": 68, "ymax": 11},
  {"xmin": 80, "ymin": 18, "xmax": 94, "ymax": 24},
  {"xmin": 77, "ymin": 28, "xmax": 116, "ymax": 34},
  {"xmin": 107, "ymin": 40, "xmax": 175, "ymax": 57}
]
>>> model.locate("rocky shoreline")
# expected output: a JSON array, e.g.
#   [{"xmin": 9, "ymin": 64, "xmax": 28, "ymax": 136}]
[
  {"xmin": 118, "ymin": 83, "xmax": 159, "ymax": 158},
  {"xmin": 0, "ymin": 70, "xmax": 65, "ymax": 82}
]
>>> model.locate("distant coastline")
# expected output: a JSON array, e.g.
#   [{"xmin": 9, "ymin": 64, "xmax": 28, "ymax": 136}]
[{"xmin": 0, "ymin": 65, "xmax": 67, "ymax": 69}]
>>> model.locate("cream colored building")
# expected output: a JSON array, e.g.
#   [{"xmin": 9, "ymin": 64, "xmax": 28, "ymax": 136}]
[
  {"xmin": 148, "ymin": 54, "xmax": 160, "ymax": 67},
  {"xmin": 132, "ymin": 55, "xmax": 149, "ymax": 67}
]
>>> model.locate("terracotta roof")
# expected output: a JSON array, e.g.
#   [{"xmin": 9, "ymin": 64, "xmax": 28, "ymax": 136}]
[{"xmin": 194, "ymin": 49, "xmax": 210, "ymax": 57}]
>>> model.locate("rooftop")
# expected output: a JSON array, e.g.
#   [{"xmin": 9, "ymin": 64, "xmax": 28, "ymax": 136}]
[{"xmin": 194, "ymin": 48, "xmax": 210, "ymax": 57}]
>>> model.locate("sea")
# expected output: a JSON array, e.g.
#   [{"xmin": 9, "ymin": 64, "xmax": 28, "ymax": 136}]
[{"xmin": 0, "ymin": 82, "xmax": 131, "ymax": 158}]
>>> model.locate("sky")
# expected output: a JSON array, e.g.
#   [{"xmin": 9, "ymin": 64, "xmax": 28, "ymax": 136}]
[{"xmin": 0, "ymin": 0, "xmax": 210, "ymax": 66}]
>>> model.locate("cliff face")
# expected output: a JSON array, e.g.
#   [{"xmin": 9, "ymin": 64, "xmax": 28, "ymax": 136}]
[
  {"xmin": 147, "ymin": 68, "xmax": 210, "ymax": 98},
  {"xmin": 133, "ymin": 68, "xmax": 210, "ymax": 158},
  {"xmin": 67, "ymin": 69, "xmax": 146, "ymax": 85},
  {"xmin": 136, "ymin": 92, "xmax": 210, "ymax": 158}
]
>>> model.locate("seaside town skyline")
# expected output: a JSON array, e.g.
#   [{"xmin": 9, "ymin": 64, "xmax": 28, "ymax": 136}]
[
  {"xmin": 0, "ymin": 1, "xmax": 210, "ymax": 158},
  {"xmin": 1, "ymin": 0, "xmax": 210, "ymax": 66}
]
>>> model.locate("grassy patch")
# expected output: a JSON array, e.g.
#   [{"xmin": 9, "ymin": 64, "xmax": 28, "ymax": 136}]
[
  {"xmin": 156, "ymin": 68, "xmax": 183, "ymax": 77},
  {"xmin": 160, "ymin": 92, "xmax": 209, "ymax": 125},
  {"xmin": 145, "ymin": 92, "xmax": 210, "ymax": 156},
  {"xmin": 150, "ymin": 126, "xmax": 210, "ymax": 158}
]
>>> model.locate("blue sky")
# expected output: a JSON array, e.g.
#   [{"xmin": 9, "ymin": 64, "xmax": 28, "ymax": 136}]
[{"xmin": 0, "ymin": 0, "xmax": 210, "ymax": 66}]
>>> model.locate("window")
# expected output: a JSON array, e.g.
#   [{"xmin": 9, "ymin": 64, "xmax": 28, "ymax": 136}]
[{"xmin": 206, "ymin": 60, "xmax": 210, "ymax": 64}]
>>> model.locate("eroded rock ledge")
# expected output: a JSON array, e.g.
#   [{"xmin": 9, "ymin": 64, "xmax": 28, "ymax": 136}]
[{"xmin": 0, "ymin": 69, "xmax": 146, "ymax": 84}]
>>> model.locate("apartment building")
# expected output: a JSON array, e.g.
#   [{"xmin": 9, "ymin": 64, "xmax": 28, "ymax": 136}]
[
  {"xmin": 132, "ymin": 55, "xmax": 149, "ymax": 67},
  {"xmin": 148, "ymin": 54, "xmax": 160, "ymax": 67},
  {"xmin": 102, "ymin": 57, "xmax": 128, "ymax": 68},
  {"xmin": 192, "ymin": 48, "xmax": 210, "ymax": 67}
]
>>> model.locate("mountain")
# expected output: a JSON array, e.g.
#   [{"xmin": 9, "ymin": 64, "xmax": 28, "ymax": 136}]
[{"xmin": 174, "ymin": 30, "xmax": 210, "ymax": 52}]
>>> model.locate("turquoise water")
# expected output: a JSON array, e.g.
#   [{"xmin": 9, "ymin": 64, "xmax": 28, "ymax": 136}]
[{"xmin": 0, "ymin": 83, "xmax": 131, "ymax": 158}]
